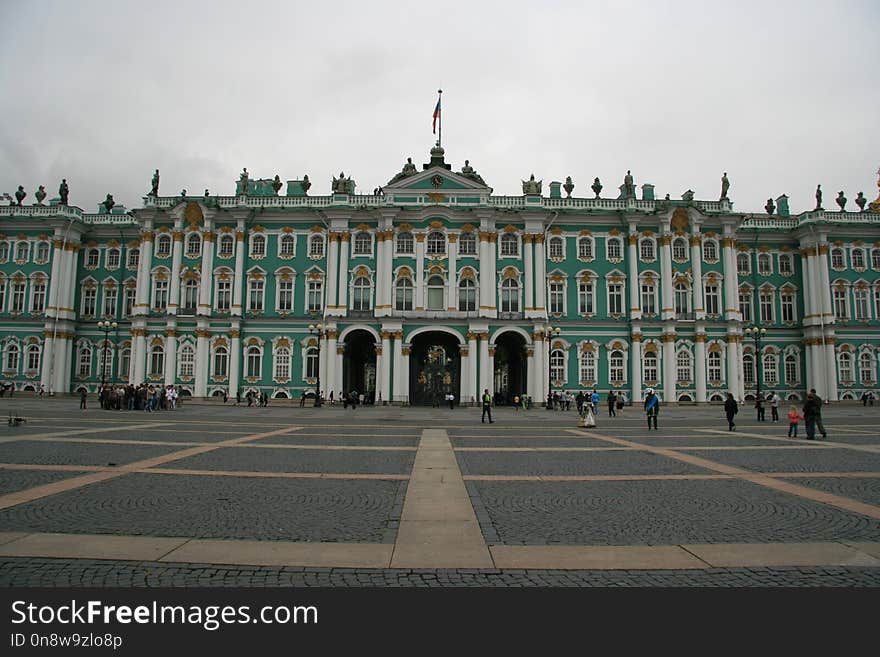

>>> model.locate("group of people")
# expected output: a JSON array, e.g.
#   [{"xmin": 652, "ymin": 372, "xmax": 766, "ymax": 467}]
[
  {"xmin": 80, "ymin": 383, "xmax": 182, "ymax": 412},
  {"xmin": 723, "ymin": 388, "xmax": 828, "ymax": 439},
  {"xmin": 240, "ymin": 390, "xmax": 268, "ymax": 407}
]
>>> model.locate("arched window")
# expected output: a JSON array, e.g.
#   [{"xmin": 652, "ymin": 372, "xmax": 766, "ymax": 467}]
[
  {"xmin": 353, "ymin": 232, "xmax": 372, "ymax": 255},
  {"xmin": 609, "ymin": 350, "xmax": 625, "ymax": 383},
  {"xmin": 26, "ymin": 344, "xmax": 40, "ymax": 372},
  {"xmin": 185, "ymin": 233, "xmax": 201, "ymax": 258},
  {"xmin": 672, "ymin": 238, "xmax": 688, "ymax": 261},
  {"xmin": 246, "ymin": 346, "xmax": 262, "ymax": 378},
  {"xmin": 395, "ymin": 278, "xmax": 413, "ymax": 311},
  {"xmin": 427, "ymin": 275, "xmax": 445, "ymax": 310},
  {"xmin": 784, "ymin": 353, "xmax": 799, "ymax": 385},
  {"xmin": 149, "ymin": 345, "xmax": 164, "ymax": 377},
  {"xmin": 0, "ymin": 242, "xmax": 9, "ymax": 261},
  {"xmin": 742, "ymin": 353, "xmax": 755, "ymax": 385},
  {"xmin": 178, "ymin": 344, "xmax": 195, "ymax": 378},
  {"xmin": 860, "ymin": 352, "xmax": 875, "ymax": 384},
  {"xmin": 426, "ymin": 231, "xmax": 446, "ymax": 255},
  {"xmin": 852, "ymin": 249, "xmax": 865, "ymax": 269},
  {"xmin": 35, "ymin": 241, "xmax": 50, "ymax": 262},
  {"xmin": 181, "ymin": 278, "xmax": 199, "ymax": 312},
  {"xmin": 639, "ymin": 238, "xmax": 655, "ymax": 261},
  {"xmin": 458, "ymin": 232, "xmax": 477, "ymax": 256},
  {"xmin": 579, "ymin": 349, "xmax": 596, "ymax": 384},
  {"xmin": 309, "ymin": 234, "xmax": 325, "ymax": 257},
  {"xmin": 737, "ymin": 252, "xmax": 750, "ymax": 275},
  {"xmin": 279, "ymin": 234, "xmax": 295, "ymax": 257},
  {"xmin": 305, "ymin": 346, "xmax": 319, "ymax": 379},
  {"xmin": 127, "ymin": 248, "xmax": 139, "ymax": 269},
  {"xmin": 757, "ymin": 253, "xmax": 772, "ymax": 275},
  {"xmin": 549, "ymin": 348, "xmax": 565, "ymax": 384},
  {"xmin": 352, "ymin": 276, "xmax": 371, "ymax": 311},
  {"xmin": 106, "ymin": 247, "xmax": 120, "ymax": 270},
  {"xmin": 577, "ymin": 236, "xmax": 594, "ymax": 260},
  {"xmin": 548, "ymin": 236, "xmax": 564, "ymax": 259},
  {"xmin": 500, "ymin": 233, "xmax": 518, "ymax": 257},
  {"xmin": 76, "ymin": 344, "xmax": 90, "ymax": 378},
  {"xmin": 250, "ymin": 234, "xmax": 266, "ymax": 257},
  {"xmin": 703, "ymin": 240, "xmax": 718, "ymax": 262},
  {"xmin": 86, "ymin": 248, "xmax": 99, "ymax": 268},
  {"xmin": 830, "ymin": 248, "xmax": 844, "ymax": 269},
  {"xmin": 500, "ymin": 278, "xmax": 519, "ymax": 313},
  {"xmin": 838, "ymin": 352, "xmax": 853, "ymax": 383},
  {"xmin": 458, "ymin": 278, "xmax": 476, "ymax": 312},
  {"xmin": 6, "ymin": 343, "xmax": 21, "ymax": 372},
  {"xmin": 274, "ymin": 347, "xmax": 291, "ymax": 380},
  {"xmin": 763, "ymin": 353, "xmax": 778, "ymax": 385},
  {"xmin": 213, "ymin": 346, "xmax": 228, "ymax": 378},
  {"xmin": 779, "ymin": 253, "xmax": 793, "ymax": 275},
  {"xmin": 676, "ymin": 350, "xmax": 692, "ymax": 383},
  {"xmin": 707, "ymin": 351, "xmax": 722, "ymax": 382},
  {"xmin": 606, "ymin": 237, "xmax": 622, "ymax": 260},
  {"xmin": 643, "ymin": 351, "xmax": 658, "ymax": 383},
  {"xmin": 218, "ymin": 234, "xmax": 235, "ymax": 257},
  {"xmin": 155, "ymin": 235, "xmax": 172, "ymax": 257},
  {"xmin": 396, "ymin": 232, "xmax": 414, "ymax": 254}
]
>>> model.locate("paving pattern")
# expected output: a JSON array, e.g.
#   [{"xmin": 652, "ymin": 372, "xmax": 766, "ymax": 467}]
[{"xmin": 0, "ymin": 399, "xmax": 878, "ymax": 587}]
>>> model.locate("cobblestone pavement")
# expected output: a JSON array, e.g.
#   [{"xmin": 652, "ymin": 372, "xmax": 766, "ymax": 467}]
[
  {"xmin": 1, "ymin": 398, "xmax": 879, "ymax": 586},
  {"xmin": 1, "ymin": 557, "xmax": 878, "ymax": 587}
]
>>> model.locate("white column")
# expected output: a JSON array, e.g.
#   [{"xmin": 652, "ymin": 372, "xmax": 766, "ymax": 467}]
[
  {"xmin": 808, "ymin": 250, "xmax": 822, "ymax": 323},
  {"xmin": 691, "ymin": 234, "xmax": 704, "ymax": 319},
  {"xmin": 486, "ymin": 233, "xmax": 497, "ymax": 315},
  {"xmin": 334, "ymin": 343, "xmax": 344, "ymax": 399},
  {"xmin": 627, "ymin": 233, "xmax": 641, "ymax": 319},
  {"xmin": 374, "ymin": 232, "xmax": 387, "ymax": 317},
  {"xmin": 487, "ymin": 344, "xmax": 496, "ymax": 396},
  {"xmin": 695, "ymin": 332, "xmax": 707, "ymax": 403},
  {"xmin": 721, "ymin": 234, "xmax": 738, "ymax": 320},
  {"xmin": 460, "ymin": 344, "xmax": 472, "ymax": 405},
  {"xmin": 447, "ymin": 235, "xmax": 458, "ymax": 311},
  {"xmin": 662, "ymin": 335, "xmax": 676, "ymax": 402},
  {"xmin": 630, "ymin": 333, "xmax": 643, "ymax": 402},
  {"xmin": 374, "ymin": 343, "xmax": 385, "ymax": 404},
  {"xmin": 198, "ymin": 223, "xmax": 214, "ymax": 316},
  {"xmin": 319, "ymin": 334, "xmax": 329, "ymax": 398},
  {"xmin": 135, "ymin": 227, "xmax": 154, "ymax": 315},
  {"xmin": 726, "ymin": 335, "xmax": 739, "ymax": 400},
  {"xmin": 811, "ymin": 341, "xmax": 826, "ymax": 398},
  {"xmin": 163, "ymin": 329, "xmax": 177, "ymax": 386},
  {"xmin": 818, "ymin": 245, "xmax": 833, "ymax": 321},
  {"xmin": 525, "ymin": 346, "xmax": 536, "ymax": 405},
  {"xmin": 325, "ymin": 330, "xmax": 338, "ymax": 398},
  {"xmin": 133, "ymin": 331, "xmax": 146, "ymax": 384},
  {"xmin": 232, "ymin": 227, "xmax": 245, "ymax": 316},
  {"xmin": 380, "ymin": 330, "xmax": 391, "ymax": 404},
  {"xmin": 229, "ymin": 326, "xmax": 241, "ymax": 399},
  {"xmin": 401, "ymin": 345, "xmax": 410, "ymax": 404},
  {"xmin": 479, "ymin": 332, "xmax": 490, "ymax": 397},
  {"xmin": 523, "ymin": 235, "xmax": 535, "ymax": 315},
  {"xmin": 337, "ymin": 233, "xmax": 349, "ymax": 310},
  {"xmin": 660, "ymin": 233, "xmax": 674, "ymax": 320},
  {"xmin": 533, "ymin": 332, "xmax": 545, "ymax": 404},
  {"xmin": 168, "ymin": 225, "xmax": 183, "ymax": 314},
  {"xmin": 195, "ymin": 328, "xmax": 209, "ymax": 397},
  {"xmin": 325, "ymin": 233, "xmax": 339, "ymax": 311},
  {"xmin": 415, "ymin": 234, "xmax": 425, "ymax": 310},
  {"xmin": 40, "ymin": 331, "xmax": 54, "ymax": 391},
  {"xmin": 46, "ymin": 236, "xmax": 63, "ymax": 317},
  {"xmin": 468, "ymin": 331, "xmax": 479, "ymax": 405},
  {"xmin": 533, "ymin": 235, "xmax": 544, "ymax": 315},
  {"xmin": 804, "ymin": 339, "xmax": 813, "ymax": 395},
  {"xmin": 825, "ymin": 339, "xmax": 838, "ymax": 401},
  {"xmin": 392, "ymin": 331, "xmax": 403, "ymax": 402},
  {"xmin": 800, "ymin": 246, "xmax": 815, "ymax": 320},
  {"xmin": 53, "ymin": 334, "xmax": 71, "ymax": 394}
]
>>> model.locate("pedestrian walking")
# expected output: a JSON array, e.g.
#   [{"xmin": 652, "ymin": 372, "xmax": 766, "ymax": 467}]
[
  {"xmin": 803, "ymin": 390, "xmax": 821, "ymax": 439},
  {"xmin": 769, "ymin": 391, "xmax": 780, "ymax": 422},
  {"xmin": 644, "ymin": 388, "xmax": 659, "ymax": 430},
  {"xmin": 591, "ymin": 389, "xmax": 599, "ymax": 415},
  {"xmin": 787, "ymin": 405, "xmax": 804, "ymax": 438},
  {"xmin": 481, "ymin": 388, "xmax": 494, "ymax": 424},
  {"xmin": 811, "ymin": 388, "xmax": 828, "ymax": 438},
  {"xmin": 607, "ymin": 390, "xmax": 617, "ymax": 417},
  {"xmin": 79, "ymin": 388, "xmax": 87, "ymax": 410},
  {"xmin": 755, "ymin": 396, "xmax": 765, "ymax": 421},
  {"xmin": 724, "ymin": 393, "xmax": 738, "ymax": 431}
]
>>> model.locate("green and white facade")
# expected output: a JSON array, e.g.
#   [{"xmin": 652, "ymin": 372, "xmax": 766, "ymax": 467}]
[{"xmin": 2, "ymin": 144, "xmax": 880, "ymax": 403}]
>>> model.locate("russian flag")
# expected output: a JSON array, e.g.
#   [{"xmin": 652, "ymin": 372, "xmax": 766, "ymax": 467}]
[{"xmin": 432, "ymin": 96, "xmax": 441, "ymax": 134}]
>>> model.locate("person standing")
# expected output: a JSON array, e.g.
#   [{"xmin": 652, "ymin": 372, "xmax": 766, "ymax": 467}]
[
  {"xmin": 754, "ymin": 395, "xmax": 765, "ymax": 421},
  {"xmin": 644, "ymin": 388, "xmax": 659, "ymax": 430},
  {"xmin": 447, "ymin": 393, "xmax": 455, "ymax": 410},
  {"xmin": 803, "ymin": 390, "xmax": 820, "ymax": 440},
  {"xmin": 607, "ymin": 390, "xmax": 617, "ymax": 417},
  {"xmin": 787, "ymin": 405, "xmax": 804, "ymax": 438},
  {"xmin": 79, "ymin": 388, "xmax": 87, "ymax": 410},
  {"xmin": 591, "ymin": 389, "xmax": 599, "ymax": 415},
  {"xmin": 724, "ymin": 393, "xmax": 738, "ymax": 431},
  {"xmin": 769, "ymin": 391, "xmax": 780, "ymax": 422},
  {"xmin": 513, "ymin": 394, "xmax": 520, "ymax": 411},
  {"xmin": 811, "ymin": 388, "xmax": 828, "ymax": 438},
  {"xmin": 481, "ymin": 388, "xmax": 494, "ymax": 424}
]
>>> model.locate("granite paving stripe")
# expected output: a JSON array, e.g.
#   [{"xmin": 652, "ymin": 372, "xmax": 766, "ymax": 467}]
[
  {"xmin": 0, "ymin": 532, "xmax": 189, "ymax": 561},
  {"xmin": 161, "ymin": 539, "xmax": 394, "ymax": 568},
  {"xmin": 0, "ymin": 422, "xmax": 172, "ymax": 444},
  {"xmin": 0, "ymin": 468, "xmax": 90, "ymax": 495},
  {"xmin": 683, "ymin": 447, "xmax": 880, "ymax": 475},
  {"xmin": 251, "ymin": 434, "xmax": 419, "ymax": 447},
  {"xmin": 0, "ymin": 425, "xmax": 299, "ymax": 511},
  {"xmin": 145, "ymin": 468, "xmax": 408, "ymax": 481},
  {"xmin": 455, "ymin": 447, "xmax": 637, "ymax": 452},
  {"xmin": 490, "ymin": 545, "xmax": 708, "ymax": 570},
  {"xmin": 456, "ymin": 450, "xmax": 715, "ymax": 477},
  {"xmin": 463, "ymin": 474, "xmax": 735, "ymax": 482},
  {"xmin": 697, "ymin": 429, "xmax": 880, "ymax": 453},
  {"xmin": 0, "ymin": 532, "xmax": 29, "ymax": 546},
  {"xmin": 157, "ymin": 447, "xmax": 416, "ymax": 475},
  {"xmin": 451, "ymin": 435, "xmax": 621, "ymax": 448},
  {"xmin": 682, "ymin": 542, "xmax": 880, "ymax": 567},
  {"xmin": 0, "ymin": 440, "xmax": 193, "ymax": 467},
  {"xmin": 0, "ymin": 474, "xmax": 407, "ymax": 543},
  {"xmin": 571, "ymin": 429, "xmax": 880, "ymax": 521}
]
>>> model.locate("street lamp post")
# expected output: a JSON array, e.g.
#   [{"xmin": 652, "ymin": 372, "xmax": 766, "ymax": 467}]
[
  {"xmin": 744, "ymin": 326, "xmax": 767, "ymax": 403},
  {"xmin": 544, "ymin": 324, "xmax": 560, "ymax": 407},
  {"xmin": 308, "ymin": 323, "xmax": 325, "ymax": 407},
  {"xmin": 97, "ymin": 320, "xmax": 117, "ymax": 408}
]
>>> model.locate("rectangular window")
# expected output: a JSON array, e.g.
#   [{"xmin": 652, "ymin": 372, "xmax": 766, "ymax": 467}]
[
  {"xmin": 102, "ymin": 287, "xmax": 117, "ymax": 317},
  {"xmin": 308, "ymin": 281, "xmax": 323, "ymax": 313},
  {"xmin": 779, "ymin": 254, "xmax": 793, "ymax": 275},
  {"xmin": 216, "ymin": 280, "xmax": 231, "ymax": 311},
  {"xmin": 106, "ymin": 249, "xmax": 120, "ymax": 269},
  {"xmin": 704, "ymin": 284, "xmax": 720, "ymax": 315},
  {"xmin": 640, "ymin": 283, "xmax": 656, "ymax": 314},
  {"xmin": 743, "ymin": 358, "xmax": 755, "ymax": 385},
  {"xmin": 606, "ymin": 239, "xmax": 621, "ymax": 260},
  {"xmin": 785, "ymin": 357, "xmax": 798, "ymax": 385},
  {"xmin": 278, "ymin": 280, "xmax": 293, "ymax": 312},
  {"xmin": 609, "ymin": 353, "xmax": 624, "ymax": 383},
  {"xmin": 124, "ymin": 288, "xmax": 136, "ymax": 317},
  {"xmin": 833, "ymin": 289, "xmax": 847, "ymax": 320},
  {"xmin": 153, "ymin": 280, "xmax": 168, "ymax": 311},
  {"xmin": 759, "ymin": 293, "xmax": 773, "ymax": 323},
  {"xmin": 578, "ymin": 282, "xmax": 594, "ymax": 315},
  {"xmin": 31, "ymin": 283, "xmax": 47, "ymax": 313},
  {"xmin": 608, "ymin": 283, "xmax": 623, "ymax": 315},
  {"xmin": 854, "ymin": 289, "xmax": 869, "ymax": 320},
  {"xmin": 739, "ymin": 292, "xmax": 752, "ymax": 322},
  {"xmin": 11, "ymin": 282, "xmax": 26, "ymax": 313},
  {"xmin": 80, "ymin": 287, "xmax": 96, "ymax": 317},
  {"xmin": 248, "ymin": 279, "xmax": 264, "ymax": 312},
  {"xmin": 549, "ymin": 282, "xmax": 564, "ymax": 314},
  {"xmin": 781, "ymin": 295, "xmax": 796, "ymax": 322},
  {"xmin": 708, "ymin": 353, "xmax": 722, "ymax": 381},
  {"xmin": 0, "ymin": 280, "xmax": 6, "ymax": 312}
]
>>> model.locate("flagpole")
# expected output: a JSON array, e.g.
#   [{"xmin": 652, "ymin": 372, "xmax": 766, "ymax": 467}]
[{"xmin": 437, "ymin": 88, "xmax": 442, "ymax": 148}]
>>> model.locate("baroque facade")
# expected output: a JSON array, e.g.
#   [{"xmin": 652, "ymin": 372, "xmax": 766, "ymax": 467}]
[{"xmin": 2, "ymin": 144, "xmax": 880, "ymax": 404}]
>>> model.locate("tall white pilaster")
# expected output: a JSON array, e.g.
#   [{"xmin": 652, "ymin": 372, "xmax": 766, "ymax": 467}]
[
  {"xmin": 627, "ymin": 232, "xmax": 641, "ymax": 319},
  {"xmin": 415, "ymin": 234, "xmax": 425, "ymax": 310},
  {"xmin": 660, "ymin": 232, "xmax": 674, "ymax": 320},
  {"xmin": 447, "ymin": 234, "xmax": 458, "ymax": 311},
  {"xmin": 229, "ymin": 326, "xmax": 241, "ymax": 399},
  {"xmin": 695, "ymin": 331, "xmax": 707, "ymax": 403},
  {"xmin": 523, "ymin": 234, "xmax": 535, "ymax": 316},
  {"xmin": 468, "ymin": 331, "xmax": 479, "ymax": 405},
  {"xmin": 825, "ymin": 339, "xmax": 838, "ymax": 401},
  {"xmin": 691, "ymin": 233, "xmax": 705, "ymax": 319},
  {"xmin": 662, "ymin": 335, "xmax": 676, "ymax": 402},
  {"xmin": 195, "ymin": 326, "xmax": 209, "ymax": 397},
  {"xmin": 479, "ymin": 332, "xmax": 490, "ymax": 397},
  {"xmin": 533, "ymin": 235, "xmax": 545, "ymax": 315},
  {"xmin": 630, "ymin": 332, "xmax": 643, "ymax": 402},
  {"xmin": 380, "ymin": 330, "xmax": 391, "ymax": 404},
  {"xmin": 325, "ymin": 329, "xmax": 338, "ymax": 399},
  {"xmin": 232, "ymin": 226, "xmax": 245, "ymax": 316},
  {"xmin": 198, "ymin": 221, "xmax": 214, "ymax": 317},
  {"xmin": 326, "ymin": 233, "xmax": 339, "ymax": 311},
  {"xmin": 163, "ymin": 328, "xmax": 177, "ymax": 387},
  {"xmin": 168, "ymin": 223, "xmax": 184, "ymax": 314},
  {"xmin": 337, "ymin": 232, "xmax": 349, "ymax": 310}
]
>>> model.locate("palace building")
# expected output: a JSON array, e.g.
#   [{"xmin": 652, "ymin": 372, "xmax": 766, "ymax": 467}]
[{"xmin": 1, "ymin": 144, "xmax": 879, "ymax": 404}]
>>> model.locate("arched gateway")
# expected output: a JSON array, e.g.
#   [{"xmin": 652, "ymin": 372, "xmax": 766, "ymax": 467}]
[
  {"xmin": 409, "ymin": 330, "xmax": 461, "ymax": 406},
  {"xmin": 342, "ymin": 329, "xmax": 377, "ymax": 402},
  {"xmin": 492, "ymin": 330, "xmax": 528, "ymax": 405}
]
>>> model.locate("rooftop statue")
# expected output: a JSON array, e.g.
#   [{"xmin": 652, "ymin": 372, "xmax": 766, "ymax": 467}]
[
  {"xmin": 815, "ymin": 184, "xmax": 823, "ymax": 210},
  {"xmin": 272, "ymin": 175, "xmax": 283, "ymax": 195},
  {"xmin": 388, "ymin": 158, "xmax": 419, "ymax": 185},
  {"xmin": 458, "ymin": 159, "xmax": 485, "ymax": 185},
  {"xmin": 855, "ymin": 192, "xmax": 866, "ymax": 212},
  {"xmin": 35, "ymin": 185, "xmax": 47, "ymax": 205},
  {"xmin": 59, "ymin": 179, "xmax": 69, "ymax": 206},
  {"xmin": 302, "ymin": 174, "xmax": 311, "ymax": 195},
  {"xmin": 623, "ymin": 170, "xmax": 635, "ymax": 198},
  {"xmin": 14, "ymin": 186, "xmax": 25, "ymax": 206},
  {"xmin": 150, "ymin": 169, "xmax": 160, "ymax": 196},
  {"xmin": 240, "ymin": 168, "xmax": 249, "ymax": 195},
  {"xmin": 102, "ymin": 194, "xmax": 115, "ymax": 214},
  {"xmin": 332, "ymin": 172, "xmax": 355, "ymax": 194},
  {"xmin": 836, "ymin": 191, "xmax": 847, "ymax": 211},
  {"xmin": 720, "ymin": 172, "xmax": 730, "ymax": 200},
  {"xmin": 591, "ymin": 177, "xmax": 602, "ymax": 199},
  {"xmin": 765, "ymin": 198, "xmax": 775, "ymax": 215},
  {"xmin": 522, "ymin": 174, "xmax": 542, "ymax": 195},
  {"xmin": 563, "ymin": 176, "xmax": 574, "ymax": 198}
]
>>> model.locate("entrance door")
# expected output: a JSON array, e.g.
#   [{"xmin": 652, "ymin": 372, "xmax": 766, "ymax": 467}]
[
  {"xmin": 409, "ymin": 331, "xmax": 461, "ymax": 406},
  {"xmin": 493, "ymin": 331, "xmax": 528, "ymax": 405},
  {"xmin": 342, "ymin": 329, "xmax": 377, "ymax": 403}
]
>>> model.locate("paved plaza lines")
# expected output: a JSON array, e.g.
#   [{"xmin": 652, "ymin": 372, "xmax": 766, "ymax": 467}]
[{"xmin": 0, "ymin": 402, "xmax": 879, "ymax": 583}]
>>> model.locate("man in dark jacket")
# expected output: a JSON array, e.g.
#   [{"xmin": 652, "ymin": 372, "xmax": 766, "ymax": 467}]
[
  {"xmin": 803, "ymin": 390, "xmax": 821, "ymax": 440},
  {"xmin": 643, "ymin": 388, "xmax": 659, "ymax": 430},
  {"xmin": 724, "ymin": 393, "xmax": 738, "ymax": 431}
]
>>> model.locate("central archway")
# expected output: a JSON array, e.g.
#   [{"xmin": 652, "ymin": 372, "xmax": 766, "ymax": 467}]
[
  {"xmin": 342, "ymin": 329, "xmax": 377, "ymax": 403},
  {"xmin": 409, "ymin": 330, "xmax": 461, "ymax": 406},
  {"xmin": 493, "ymin": 330, "xmax": 528, "ymax": 405}
]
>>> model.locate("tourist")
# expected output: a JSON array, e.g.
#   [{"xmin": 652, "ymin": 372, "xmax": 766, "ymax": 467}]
[
  {"xmin": 447, "ymin": 392, "xmax": 455, "ymax": 409},
  {"xmin": 724, "ymin": 393, "xmax": 738, "ymax": 431},
  {"xmin": 787, "ymin": 405, "xmax": 804, "ymax": 438},
  {"xmin": 803, "ymin": 390, "xmax": 821, "ymax": 440},
  {"xmin": 513, "ymin": 394, "xmax": 520, "ymax": 410},
  {"xmin": 576, "ymin": 390, "xmax": 585, "ymax": 415},
  {"xmin": 607, "ymin": 390, "xmax": 617, "ymax": 417},
  {"xmin": 79, "ymin": 388, "xmax": 87, "ymax": 410},
  {"xmin": 644, "ymin": 388, "xmax": 660, "ymax": 430},
  {"xmin": 811, "ymin": 388, "xmax": 828, "ymax": 438},
  {"xmin": 768, "ymin": 391, "xmax": 780, "ymax": 422},
  {"xmin": 755, "ymin": 395, "xmax": 765, "ymax": 421},
  {"xmin": 481, "ymin": 388, "xmax": 494, "ymax": 423},
  {"xmin": 591, "ymin": 389, "xmax": 599, "ymax": 415}
]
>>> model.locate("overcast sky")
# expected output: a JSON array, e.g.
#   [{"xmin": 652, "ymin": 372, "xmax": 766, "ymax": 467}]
[{"xmin": 1, "ymin": 0, "xmax": 878, "ymax": 215}]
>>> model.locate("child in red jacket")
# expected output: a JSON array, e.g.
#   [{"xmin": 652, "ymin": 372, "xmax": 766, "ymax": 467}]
[{"xmin": 787, "ymin": 405, "xmax": 804, "ymax": 438}]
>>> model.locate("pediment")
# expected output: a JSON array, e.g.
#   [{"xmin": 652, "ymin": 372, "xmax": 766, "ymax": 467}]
[{"xmin": 384, "ymin": 168, "xmax": 490, "ymax": 193}]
